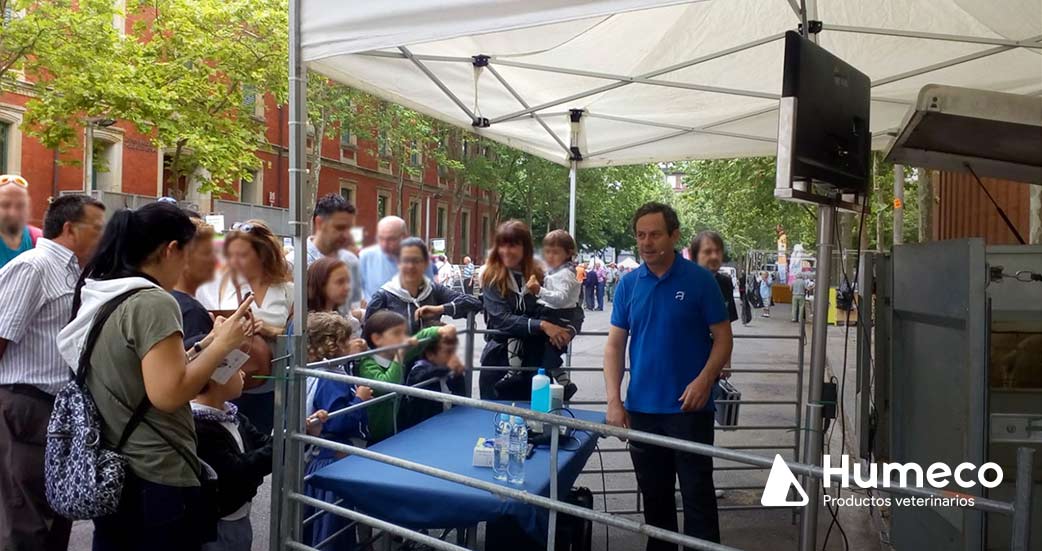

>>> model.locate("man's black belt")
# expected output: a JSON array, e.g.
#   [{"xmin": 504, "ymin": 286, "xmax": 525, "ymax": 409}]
[{"xmin": 0, "ymin": 384, "xmax": 57, "ymax": 403}]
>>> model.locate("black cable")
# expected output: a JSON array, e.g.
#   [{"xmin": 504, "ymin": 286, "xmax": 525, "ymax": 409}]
[
  {"xmin": 965, "ymin": 162, "xmax": 1026, "ymax": 244},
  {"xmin": 820, "ymin": 195, "xmax": 868, "ymax": 551}
]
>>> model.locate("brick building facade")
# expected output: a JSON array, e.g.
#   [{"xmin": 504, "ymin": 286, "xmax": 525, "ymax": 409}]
[{"xmin": 1, "ymin": 72, "xmax": 496, "ymax": 262}]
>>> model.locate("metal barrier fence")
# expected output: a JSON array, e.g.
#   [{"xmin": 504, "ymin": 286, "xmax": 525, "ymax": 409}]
[
  {"xmin": 467, "ymin": 321, "xmax": 809, "ymax": 520},
  {"xmin": 270, "ymin": 318, "xmax": 1036, "ymax": 551}
]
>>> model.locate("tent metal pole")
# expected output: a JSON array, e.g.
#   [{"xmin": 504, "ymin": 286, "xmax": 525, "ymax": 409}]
[
  {"xmin": 795, "ymin": 5, "xmax": 830, "ymax": 551},
  {"xmin": 821, "ymin": 23, "xmax": 1042, "ymax": 49},
  {"xmin": 283, "ymin": 0, "xmax": 309, "ymax": 549},
  {"xmin": 489, "ymin": 33, "xmax": 785, "ymax": 124},
  {"xmin": 872, "ymin": 34, "xmax": 1042, "ymax": 87},
  {"xmin": 584, "ymin": 112, "xmax": 775, "ymax": 142},
  {"xmin": 568, "ymin": 110, "xmax": 581, "ymax": 237},
  {"xmin": 491, "ymin": 58, "xmax": 781, "ymax": 100},
  {"xmin": 893, "ymin": 165, "xmax": 904, "ymax": 246},
  {"xmin": 399, "ymin": 46, "xmax": 478, "ymax": 123},
  {"xmin": 357, "ymin": 51, "xmax": 476, "ymax": 62},
  {"xmin": 485, "ymin": 64, "xmax": 571, "ymax": 154}
]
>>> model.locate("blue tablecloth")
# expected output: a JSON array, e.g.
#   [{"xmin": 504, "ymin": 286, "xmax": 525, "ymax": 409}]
[{"xmin": 308, "ymin": 405, "xmax": 604, "ymax": 540}]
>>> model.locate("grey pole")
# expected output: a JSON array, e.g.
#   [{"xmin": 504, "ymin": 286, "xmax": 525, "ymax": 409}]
[
  {"xmin": 568, "ymin": 109, "xmax": 582, "ymax": 237},
  {"xmin": 282, "ymin": 0, "xmax": 308, "ymax": 548},
  {"xmin": 1010, "ymin": 447, "xmax": 1036, "ymax": 551},
  {"xmin": 83, "ymin": 123, "xmax": 94, "ymax": 193},
  {"xmin": 801, "ymin": 203, "xmax": 835, "ymax": 551},
  {"xmin": 893, "ymin": 164, "xmax": 905, "ymax": 246}
]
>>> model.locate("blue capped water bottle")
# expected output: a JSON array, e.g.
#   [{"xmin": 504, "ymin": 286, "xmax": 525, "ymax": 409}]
[
  {"xmin": 508, "ymin": 415, "xmax": 528, "ymax": 484},
  {"xmin": 531, "ymin": 368, "xmax": 551, "ymax": 413},
  {"xmin": 492, "ymin": 412, "xmax": 511, "ymax": 481}
]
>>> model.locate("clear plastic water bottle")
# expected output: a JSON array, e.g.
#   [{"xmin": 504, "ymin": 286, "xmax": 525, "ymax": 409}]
[
  {"xmin": 508, "ymin": 415, "xmax": 528, "ymax": 485},
  {"xmin": 492, "ymin": 412, "xmax": 511, "ymax": 481}
]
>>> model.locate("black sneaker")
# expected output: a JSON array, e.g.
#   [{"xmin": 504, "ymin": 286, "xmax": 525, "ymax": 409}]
[
  {"xmin": 493, "ymin": 371, "xmax": 525, "ymax": 396},
  {"xmin": 563, "ymin": 382, "xmax": 578, "ymax": 402}
]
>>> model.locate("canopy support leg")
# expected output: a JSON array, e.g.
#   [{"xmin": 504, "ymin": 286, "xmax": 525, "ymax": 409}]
[{"xmin": 568, "ymin": 110, "xmax": 583, "ymax": 237}]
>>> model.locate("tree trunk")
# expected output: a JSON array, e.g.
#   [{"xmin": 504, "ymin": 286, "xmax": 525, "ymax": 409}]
[
  {"xmin": 395, "ymin": 149, "xmax": 405, "ymax": 217},
  {"xmin": 306, "ymin": 116, "xmax": 327, "ymax": 219},
  {"xmin": 167, "ymin": 139, "xmax": 188, "ymax": 199}
]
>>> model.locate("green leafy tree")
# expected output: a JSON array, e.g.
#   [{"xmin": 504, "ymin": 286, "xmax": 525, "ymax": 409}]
[
  {"xmin": 20, "ymin": 0, "xmax": 288, "ymax": 198},
  {"xmin": 672, "ymin": 157, "xmax": 818, "ymax": 257},
  {"xmin": 364, "ymin": 103, "xmax": 459, "ymax": 217},
  {"xmin": 0, "ymin": 0, "xmax": 122, "ymax": 87},
  {"xmin": 304, "ymin": 76, "xmax": 371, "ymax": 215}
]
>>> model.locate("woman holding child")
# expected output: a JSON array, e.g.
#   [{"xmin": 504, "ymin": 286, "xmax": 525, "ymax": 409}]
[{"xmin": 479, "ymin": 220, "xmax": 574, "ymax": 401}]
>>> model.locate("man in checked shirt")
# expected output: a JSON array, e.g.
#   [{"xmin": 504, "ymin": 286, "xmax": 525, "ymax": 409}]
[{"xmin": 0, "ymin": 194, "xmax": 104, "ymax": 550}]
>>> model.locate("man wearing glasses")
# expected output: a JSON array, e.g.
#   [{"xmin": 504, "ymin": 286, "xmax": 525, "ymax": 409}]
[{"xmin": 0, "ymin": 175, "xmax": 42, "ymax": 269}]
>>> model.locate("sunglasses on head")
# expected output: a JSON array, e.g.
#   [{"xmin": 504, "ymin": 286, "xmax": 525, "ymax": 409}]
[
  {"xmin": 231, "ymin": 222, "xmax": 257, "ymax": 233},
  {"xmin": 0, "ymin": 175, "xmax": 28, "ymax": 189}
]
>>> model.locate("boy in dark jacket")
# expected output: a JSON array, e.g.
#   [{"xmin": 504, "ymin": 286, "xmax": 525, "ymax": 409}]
[
  {"xmin": 192, "ymin": 370, "xmax": 327, "ymax": 551},
  {"xmin": 399, "ymin": 331, "xmax": 465, "ymax": 430}
]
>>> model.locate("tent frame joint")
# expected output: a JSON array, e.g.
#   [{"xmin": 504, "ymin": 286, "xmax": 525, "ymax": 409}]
[
  {"xmin": 472, "ymin": 117, "xmax": 491, "ymax": 128},
  {"xmin": 569, "ymin": 146, "xmax": 583, "ymax": 161},
  {"xmin": 798, "ymin": 20, "xmax": 823, "ymax": 35},
  {"xmin": 471, "ymin": 54, "xmax": 490, "ymax": 67}
]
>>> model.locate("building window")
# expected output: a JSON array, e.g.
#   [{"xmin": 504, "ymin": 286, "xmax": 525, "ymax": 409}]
[
  {"xmin": 436, "ymin": 206, "xmax": 446, "ymax": 238},
  {"xmin": 0, "ymin": 122, "xmax": 8, "ymax": 174},
  {"xmin": 339, "ymin": 182, "xmax": 354, "ymax": 205},
  {"xmin": 240, "ymin": 169, "xmax": 261, "ymax": 204},
  {"xmin": 460, "ymin": 211, "xmax": 470, "ymax": 257},
  {"xmin": 90, "ymin": 134, "xmax": 122, "ymax": 192},
  {"xmin": 409, "ymin": 142, "xmax": 422, "ymax": 167},
  {"xmin": 408, "ymin": 201, "xmax": 420, "ymax": 236},
  {"xmin": 339, "ymin": 125, "xmax": 356, "ymax": 164},
  {"xmin": 377, "ymin": 194, "xmax": 388, "ymax": 219}
]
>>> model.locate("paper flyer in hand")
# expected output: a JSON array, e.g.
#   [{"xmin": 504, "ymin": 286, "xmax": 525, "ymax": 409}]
[{"xmin": 211, "ymin": 349, "xmax": 250, "ymax": 384}]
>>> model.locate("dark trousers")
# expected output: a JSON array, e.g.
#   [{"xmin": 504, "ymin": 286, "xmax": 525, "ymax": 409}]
[
  {"xmin": 628, "ymin": 411, "xmax": 720, "ymax": 550},
  {"xmin": 92, "ymin": 474, "xmax": 205, "ymax": 551},
  {"xmin": 0, "ymin": 385, "xmax": 72, "ymax": 551},
  {"xmin": 583, "ymin": 284, "xmax": 596, "ymax": 310},
  {"xmin": 595, "ymin": 282, "xmax": 605, "ymax": 310},
  {"xmin": 232, "ymin": 391, "xmax": 275, "ymax": 435}
]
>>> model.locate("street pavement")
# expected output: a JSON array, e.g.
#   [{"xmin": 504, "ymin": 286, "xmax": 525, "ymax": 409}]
[{"xmin": 69, "ymin": 300, "xmax": 878, "ymax": 550}]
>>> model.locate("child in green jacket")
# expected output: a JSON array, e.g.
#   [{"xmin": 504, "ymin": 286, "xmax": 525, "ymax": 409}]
[{"xmin": 358, "ymin": 310, "xmax": 457, "ymax": 442}]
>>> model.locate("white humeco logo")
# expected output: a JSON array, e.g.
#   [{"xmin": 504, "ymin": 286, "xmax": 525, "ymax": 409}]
[{"xmin": 760, "ymin": 454, "xmax": 1003, "ymax": 507}]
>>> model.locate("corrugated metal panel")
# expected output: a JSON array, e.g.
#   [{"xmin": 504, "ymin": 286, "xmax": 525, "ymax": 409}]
[{"xmin": 932, "ymin": 172, "xmax": 1031, "ymax": 245}]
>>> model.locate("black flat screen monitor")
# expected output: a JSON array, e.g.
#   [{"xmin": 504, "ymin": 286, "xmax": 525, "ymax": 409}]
[{"xmin": 779, "ymin": 31, "xmax": 871, "ymax": 193}]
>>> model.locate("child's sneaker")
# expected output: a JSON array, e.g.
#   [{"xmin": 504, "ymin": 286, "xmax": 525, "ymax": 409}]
[{"xmin": 493, "ymin": 370, "xmax": 526, "ymax": 397}]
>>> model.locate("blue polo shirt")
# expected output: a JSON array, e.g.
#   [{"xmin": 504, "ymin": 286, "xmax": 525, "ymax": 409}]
[{"xmin": 610, "ymin": 254, "xmax": 727, "ymax": 414}]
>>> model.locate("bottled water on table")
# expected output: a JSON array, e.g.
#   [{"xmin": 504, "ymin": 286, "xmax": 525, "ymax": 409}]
[
  {"xmin": 508, "ymin": 415, "xmax": 528, "ymax": 485},
  {"xmin": 492, "ymin": 412, "xmax": 511, "ymax": 481}
]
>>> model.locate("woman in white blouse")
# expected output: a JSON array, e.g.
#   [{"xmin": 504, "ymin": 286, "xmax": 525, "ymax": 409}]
[{"xmin": 199, "ymin": 219, "xmax": 293, "ymax": 434}]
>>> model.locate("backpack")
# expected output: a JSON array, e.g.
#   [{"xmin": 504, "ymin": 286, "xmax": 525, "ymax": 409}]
[{"xmin": 44, "ymin": 289, "xmax": 149, "ymax": 520}]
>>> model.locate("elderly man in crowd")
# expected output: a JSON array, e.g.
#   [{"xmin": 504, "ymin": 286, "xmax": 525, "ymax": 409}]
[
  {"xmin": 0, "ymin": 194, "xmax": 105, "ymax": 550},
  {"xmin": 358, "ymin": 215, "xmax": 434, "ymax": 301},
  {"xmin": 287, "ymin": 193, "xmax": 363, "ymax": 309},
  {"xmin": 0, "ymin": 175, "xmax": 43, "ymax": 269}
]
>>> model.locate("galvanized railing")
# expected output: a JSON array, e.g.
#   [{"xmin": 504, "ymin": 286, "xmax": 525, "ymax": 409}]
[{"xmin": 270, "ymin": 317, "xmax": 1036, "ymax": 551}]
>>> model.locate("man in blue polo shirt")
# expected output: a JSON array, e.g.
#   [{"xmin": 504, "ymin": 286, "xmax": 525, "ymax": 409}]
[{"xmin": 604, "ymin": 202, "xmax": 733, "ymax": 548}]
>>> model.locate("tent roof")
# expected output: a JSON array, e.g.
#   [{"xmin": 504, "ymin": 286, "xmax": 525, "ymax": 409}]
[{"xmin": 302, "ymin": 0, "xmax": 1042, "ymax": 167}]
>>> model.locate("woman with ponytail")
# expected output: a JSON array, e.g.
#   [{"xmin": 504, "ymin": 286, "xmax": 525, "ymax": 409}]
[{"xmin": 57, "ymin": 202, "xmax": 256, "ymax": 551}]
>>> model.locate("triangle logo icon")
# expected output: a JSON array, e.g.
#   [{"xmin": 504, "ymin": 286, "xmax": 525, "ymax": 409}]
[{"xmin": 761, "ymin": 454, "xmax": 809, "ymax": 507}]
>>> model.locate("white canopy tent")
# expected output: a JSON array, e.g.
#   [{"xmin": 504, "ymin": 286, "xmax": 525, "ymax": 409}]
[
  {"xmin": 301, "ymin": 0, "xmax": 1042, "ymax": 169},
  {"xmin": 284, "ymin": 3, "xmax": 1042, "ymax": 550}
]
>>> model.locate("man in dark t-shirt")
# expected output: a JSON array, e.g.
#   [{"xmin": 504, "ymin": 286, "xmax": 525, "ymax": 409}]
[{"xmin": 173, "ymin": 218, "xmax": 218, "ymax": 346}]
